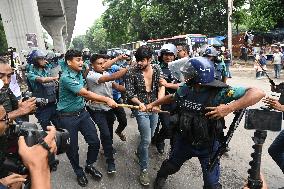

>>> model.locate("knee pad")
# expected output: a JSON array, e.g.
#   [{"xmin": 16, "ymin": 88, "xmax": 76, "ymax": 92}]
[{"xmin": 157, "ymin": 159, "xmax": 180, "ymax": 178}]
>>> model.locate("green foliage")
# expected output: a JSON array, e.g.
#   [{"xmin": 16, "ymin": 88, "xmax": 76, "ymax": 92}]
[
  {"xmin": 71, "ymin": 35, "xmax": 85, "ymax": 51},
  {"xmin": 84, "ymin": 18, "xmax": 108, "ymax": 53},
  {"xmin": 102, "ymin": 0, "xmax": 237, "ymax": 46},
  {"xmin": 246, "ymin": 0, "xmax": 284, "ymax": 31},
  {"xmin": 0, "ymin": 17, "xmax": 8, "ymax": 54},
  {"xmin": 74, "ymin": 0, "xmax": 284, "ymax": 50}
]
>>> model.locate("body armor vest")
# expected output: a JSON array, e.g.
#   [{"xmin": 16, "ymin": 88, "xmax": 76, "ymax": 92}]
[
  {"xmin": 33, "ymin": 82, "xmax": 57, "ymax": 103},
  {"xmin": 175, "ymin": 86, "xmax": 225, "ymax": 147}
]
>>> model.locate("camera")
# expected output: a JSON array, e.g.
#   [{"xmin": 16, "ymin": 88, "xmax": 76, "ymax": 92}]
[
  {"xmin": 22, "ymin": 91, "xmax": 48, "ymax": 107},
  {"xmin": 125, "ymin": 54, "xmax": 131, "ymax": 61},
  {"xmin": 245, "ymin": 107, "xmax": 282, "ymax": 131},
  {"xmin": 244, "ymin": 108, "xmax": 282, "ymax": 189},
  {"xmin": 2, "ymin": 122, "xmax": 70, "ymax": 175}
]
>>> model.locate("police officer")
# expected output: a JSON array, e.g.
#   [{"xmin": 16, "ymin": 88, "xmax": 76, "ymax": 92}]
[
  {"xmin": 82, "ymin": 48, "xmax": 91, "ymax": 78},
  {"xmin": 154, "ymin": 44, "xmax": 179, "ymax": 154},
  {"xmin": 146, "ymin": 57, "xmax": 265, "ymax": 189},
  {"xmin": 202, "ymin": 45, "xmax": 227, "ymax": 83},
  {"xmin": 57, "ymin": 50, "xmax": 117, "ymax": 187},
  {"xmin": 26, "ymin": 50, "xmax": 59, "ymax": 130}
]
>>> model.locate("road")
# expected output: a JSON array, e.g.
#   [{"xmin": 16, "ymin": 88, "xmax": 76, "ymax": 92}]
[{"xmin": 48, "ymin": 65, "xmax": 284, "ymax": 189}]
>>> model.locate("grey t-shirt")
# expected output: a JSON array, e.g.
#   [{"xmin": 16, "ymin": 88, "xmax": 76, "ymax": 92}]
[{"xmin": 86, "ymin": 71, "xmax": 113, "ymax": 111}]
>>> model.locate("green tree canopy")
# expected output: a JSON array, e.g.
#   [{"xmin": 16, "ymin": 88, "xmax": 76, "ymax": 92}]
[
  {"xmin": 0, "ymin": 15, "xmax": 8, "ymax": 54},
  {"xmin": 84, "ymin": 18, "xmax": 108, "ymax": 52},
  {"xmin": 71, "ymin": 35, "xmax": 85, "ymax": 51},
  {"xmin": 246, "ymin": 0, "xmax": 284, "ymax": 31}
]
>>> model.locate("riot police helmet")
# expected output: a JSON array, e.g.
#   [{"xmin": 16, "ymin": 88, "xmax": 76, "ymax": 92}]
[
  {"xmin": 82, "ymin": 48, "xmax": 91, "ymax": 61},
  {"xmin": 160, "ymin": 44, "xmax": 177, "ymax": 56},
  {"xmin": 201, "ymin": 45, "xmax": 218, "ymax": 57},
  {"xmin": 180, "ymin": 57, "xmax": 228, "ymax": 88},
  {"xmin": 26, "ymin": 50, "xmax": 47, "ymax": 65}
]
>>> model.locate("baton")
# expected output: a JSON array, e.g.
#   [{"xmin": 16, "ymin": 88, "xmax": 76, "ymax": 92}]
[
  {"xmin": 91, "ymin": 101, "xmax": 170, "ymax": 114},
  {"xmin": 256, "ymin": 61, "xmax": 275, "ymax": 86}
]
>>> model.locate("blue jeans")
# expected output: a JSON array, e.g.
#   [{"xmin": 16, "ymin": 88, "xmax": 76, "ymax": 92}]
[
  {"xmin": 35, "ymin": 103, "xmax": 59, "ymax": 130},
  {"xmin": 268, "ymin": 130, "xmax": 284, "ymax": 173},
  {"xmin": 169, "ymin": 135, "xmax": 220, "ymax": 188},
  {"xmin": 134, "ymin": 110, "xmax": 159, "ymax": 170},
  {"xmin": 274, "ymin": 64, "xmax": 282, "ymax": 78},
  {"xmin": 59, "ymin": 109, "xmax": 100, "ymax": 177},
  {"xmin": 225, "ymin": 62, "xmax": 232, "ymax": 78},
  {"xmin": 88, "ymin": 108, "xmax": 115, "ymax": 163}
]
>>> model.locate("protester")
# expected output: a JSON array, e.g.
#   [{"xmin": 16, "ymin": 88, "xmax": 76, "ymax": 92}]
[
  {"xmin": 125, "ymin": 45, "xmax": 165, "ymax": 186},
  {"xmin": 86, "ymin": 54, "xmax": 127, "ymax": 174}
]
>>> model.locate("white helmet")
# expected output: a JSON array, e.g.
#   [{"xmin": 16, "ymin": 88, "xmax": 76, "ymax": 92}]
[
  {"xmin": 160, "ymin": 44, "xmax": 177, "ymax": 56},
  {"xmin": 82, "ymin": 48, "xmax": 90, "ymax": 52}
]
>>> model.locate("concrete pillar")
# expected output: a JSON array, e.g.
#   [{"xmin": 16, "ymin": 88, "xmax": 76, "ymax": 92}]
[
  {"xmin": 0, "ymin": 0, "xmax": 45, "ymax": 61},
  {"xmin": 41, "ymin": 17, "xmax": 66, "ymax": 53}
]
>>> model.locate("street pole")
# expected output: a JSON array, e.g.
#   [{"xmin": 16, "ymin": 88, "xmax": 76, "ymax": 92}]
[{"xmin": 228, "ymin": 0, "xmax": 233, "ymax": 60}]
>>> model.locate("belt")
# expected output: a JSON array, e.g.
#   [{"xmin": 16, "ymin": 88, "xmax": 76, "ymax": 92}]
[{"xmin": 58, "ymin": 108, "xmax": 85, "ymax": 117}]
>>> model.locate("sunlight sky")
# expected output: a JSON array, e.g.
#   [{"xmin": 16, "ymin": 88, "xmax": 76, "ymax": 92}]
[{"xmin": 72, "ymin": 0, "xmax": 107, "ymax": 38}]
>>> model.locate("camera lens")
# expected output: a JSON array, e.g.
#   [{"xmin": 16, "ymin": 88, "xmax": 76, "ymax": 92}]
[{"xmin": 55, "ymin": 128, "xmax": 70, "ymax": 155}]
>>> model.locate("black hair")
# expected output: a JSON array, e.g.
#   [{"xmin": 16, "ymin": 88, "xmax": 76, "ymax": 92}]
[
  {"xmin": 176, "ymin": 43, "xmax": 190, "ymax": 54},
  {"xmin": 0, "ymin": 57, "xmax": 9, "ymax": 64},
  {"xmin": 65, "ymin": 49, "xmax": 82, "ymax": 64},
  {"xmin": 90, "ymin": 54, "xmax": 107, "ymax": 64},
  {"xmin": 135, "ymin": 45, "xmax": 153, "ymax": 62},
  {"xmin": 99, "ymin": 49, "xmax": 107, "ymax": 54}
]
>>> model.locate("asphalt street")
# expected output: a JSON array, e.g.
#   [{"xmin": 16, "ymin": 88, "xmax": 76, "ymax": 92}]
[{"xmin": 44, "ymin": 65, "xmax": 284, "ymax": 189}]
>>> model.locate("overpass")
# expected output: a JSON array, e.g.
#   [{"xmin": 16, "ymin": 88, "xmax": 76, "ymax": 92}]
[{"xmin": 0, "ymin": 0, "xmax": 78, "ymax": 57}]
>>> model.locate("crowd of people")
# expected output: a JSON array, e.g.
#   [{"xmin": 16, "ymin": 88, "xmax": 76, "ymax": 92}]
[
  {"xmin": 1, "ymin": 42, "xmax": 284, "ymax": 189},
  {"xmin": 254, "ymin": 46, "xmax": 284, "ymax": 79}
]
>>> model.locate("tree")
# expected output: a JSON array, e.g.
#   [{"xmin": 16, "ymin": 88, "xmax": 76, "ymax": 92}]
[
  {"xmin": 0, "ymin": 15, "xmax": 8, "ymax": 54},
  {"xmin": 71, "ymin": 35, "xmax": 85, "ymax": 52},
  {"xmin": 101, "ymin": 0, "xmax": 248, "ymax": 46},
  {"xmin": 246, "ymin": 0, "xmax": 284, "ymax": 31},
  {"xmin": 232, "ymin": 8, "xmax": 248, "ymax": 34},
  {"xmin": 84, "ymin": 18, "xmax": 108, "ymax": 53}
]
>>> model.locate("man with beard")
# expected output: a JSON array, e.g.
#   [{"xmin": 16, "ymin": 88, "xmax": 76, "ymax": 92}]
[{"xmin": 125, "ymin": 45, "xmax": 165, "ymax": 186}]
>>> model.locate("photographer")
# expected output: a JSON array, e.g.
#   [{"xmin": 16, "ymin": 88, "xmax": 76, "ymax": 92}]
[
  {"xmin": 263, "ymin": 96, "xmax": 284, "ymax": 174},
  {"xmin": 0, "ymin": 108, "xmax": 56, "ymax": 189},
  {"xmin": 0, "ymin": 57, "xmax": 37, "ymax": 182},
  {"xmin": 26, "ymin": 50, "xmax": 59, "ymax": 130}
]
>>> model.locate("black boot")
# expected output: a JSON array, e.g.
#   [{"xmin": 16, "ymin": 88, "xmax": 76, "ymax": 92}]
[
  {"xmin": 154, "ymin": 177, "xmax": 166, "ymax": 189},
  {"xmin": 154, "ymin": 160, "xmax": 180, "ymax": 189},
  {"xmin": 156, "ymin": 142, "xmax": 165, "ymax": 154},
  {"xmin": 203, "ymin": 183, "xmax": 222, "ymax": 189}
]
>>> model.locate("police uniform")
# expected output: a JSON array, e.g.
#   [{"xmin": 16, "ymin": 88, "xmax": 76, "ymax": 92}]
[
  {"xmin": 214, "ymin": 57, "xmax": 227, "ymax": 81},
  {"xmin": 27, "ymin": 64, "xmax": 58, "ymax": 130},
  {"xmin": 154, "ymin": 61, "xmax": 178, "ymax": 150},
  {"xmin": 57, "ymin": 67, "xmax": 100, "ymax": 178},
  {"xmin": 155, "ymin": 83, "xmax": 246, "ymax": 188}
]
